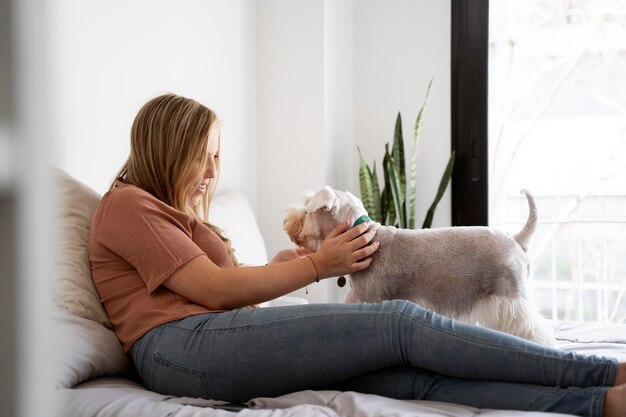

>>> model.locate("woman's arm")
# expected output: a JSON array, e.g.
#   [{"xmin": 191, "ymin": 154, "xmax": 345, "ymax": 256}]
[
  {"xmin": 267, "ymin": 247, "xmax": 311, "ymax": 264},
  {"xmin": 163, "ymin": 221, "xmax": 378, "ymax": 310}
]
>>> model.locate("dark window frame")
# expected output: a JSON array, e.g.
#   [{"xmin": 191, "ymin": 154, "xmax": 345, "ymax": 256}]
[{"xmin": 450, "ymin": 0, "xmax": 489, "ymax": 226}]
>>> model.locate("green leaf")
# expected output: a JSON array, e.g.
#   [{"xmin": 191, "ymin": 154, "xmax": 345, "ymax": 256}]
[
  {"xmin": 370, "ymin": 164, "xmax": 382, "ymax": 222},
  {"xmin": 392, "ymin": 112, "xmax": 406, "ymax": 220},
  {"xmin": 358, "ymin": 147, "xmax": 382, "ymax": 222},
  {"xmin": 382, "ymin": 144, "xmax": 394, "ymax": 225},
  {"xmin": 356, "ymin": 77, "xmax": 443, "ymax": 230},
  {"xmin": 380, "ymin": 187, "xmax": 390, "ymax": 225},
  {"xmin": 422, "ymin": 151, "xmax": 455, "ymax": 229},
  {"xmin": 409, "ymin": 78, "xmax": 433, "ymax": 229},
  {"xmin": 386, "ymin": 153, "xmax": 405, "ymax": 228}
]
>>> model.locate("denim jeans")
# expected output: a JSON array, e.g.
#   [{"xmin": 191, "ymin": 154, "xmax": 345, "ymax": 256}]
[{"xmin": 130, "ymin": 300, "xmax": 617, "ymax": 417}]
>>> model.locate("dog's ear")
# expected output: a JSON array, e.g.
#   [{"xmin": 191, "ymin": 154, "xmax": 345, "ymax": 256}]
[
  {"xmin": 283, "ymin": 204, "xmax": 307, "ymax": 243},
  {"xmin": 345, "ymin": 191, "xmax": 359, "ymax": 201},
  {"xmin": 301, "ymin": 190, "xmax": 315, "ymax": 206},
  {"xmin": 344, "ymin": 191, "xmax": 366, "ymax": 210},
  {"xmin": 305, "ymin": 186, "xmax": 338, "ymax": 213}
]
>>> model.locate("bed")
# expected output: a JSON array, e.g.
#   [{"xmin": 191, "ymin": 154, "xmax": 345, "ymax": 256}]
[{"xmin": 51, "ymin": 169, "xmax": 626, "ymax": 417}]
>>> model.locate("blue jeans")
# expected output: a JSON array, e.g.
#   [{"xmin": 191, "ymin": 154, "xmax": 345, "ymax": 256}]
[{"xmin": 130, "ymin": 300, "xmax": 617, "ymax": 417}]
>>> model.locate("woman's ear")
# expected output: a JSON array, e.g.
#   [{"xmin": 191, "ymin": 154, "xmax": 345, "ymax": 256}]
[{"xmin": 305, "ymin": 186, "xmax": 338, "ymax": 213}]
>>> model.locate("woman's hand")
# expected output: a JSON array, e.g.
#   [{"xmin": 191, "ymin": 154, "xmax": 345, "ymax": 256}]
[
  {"xmin": 269, "ymin": 247, "xmax": 310, "ymax": 264},
  {"xmin": 310, "ymin": 221, "xmax": 379, "ymax": 279}
]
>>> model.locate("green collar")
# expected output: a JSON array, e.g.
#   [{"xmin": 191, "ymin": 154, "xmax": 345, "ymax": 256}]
[{"xmin": 353, "ymin": 214, "xmax": 372, "ymax": 227}]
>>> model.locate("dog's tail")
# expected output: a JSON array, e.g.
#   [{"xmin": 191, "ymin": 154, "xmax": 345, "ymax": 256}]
[{"xmin": 513, "ymin": 189, "xmax": 537, "ymax": 252}]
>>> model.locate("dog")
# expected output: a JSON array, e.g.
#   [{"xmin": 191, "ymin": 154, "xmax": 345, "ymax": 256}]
[{"xmin": 283, "ymin": 186, "xmax": 555, "ymax": 347}]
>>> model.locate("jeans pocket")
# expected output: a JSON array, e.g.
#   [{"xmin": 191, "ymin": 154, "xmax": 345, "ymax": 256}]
[{"xmin": 152, "ymin": 352, "xmax": 212, "ymax": 399}]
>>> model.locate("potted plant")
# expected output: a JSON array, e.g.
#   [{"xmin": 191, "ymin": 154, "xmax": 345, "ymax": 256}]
[{"xmin": 358, "ymin": 79, "xmax": 455, "ymax": 229}]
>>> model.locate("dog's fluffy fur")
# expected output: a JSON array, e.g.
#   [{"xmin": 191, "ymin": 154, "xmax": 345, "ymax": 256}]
[{"xmin": 284, "ymin": 186, "xmax": 555, "ymax": 347}]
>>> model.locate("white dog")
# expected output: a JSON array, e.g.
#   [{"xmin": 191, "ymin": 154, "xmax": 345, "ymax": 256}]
[{"xmin": 284, "ymin": 186, "xmax": 555, "ymax": 347}]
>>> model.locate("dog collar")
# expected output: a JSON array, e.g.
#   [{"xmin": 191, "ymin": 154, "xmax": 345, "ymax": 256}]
[{"xmin": 353, "ymin": 214, "xmax": 372, "ymax": 227}]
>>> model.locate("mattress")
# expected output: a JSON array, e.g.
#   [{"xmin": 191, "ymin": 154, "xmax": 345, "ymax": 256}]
[{"xmin": 55, "ymin": 320, "xmax": 626, "ymax": 417}]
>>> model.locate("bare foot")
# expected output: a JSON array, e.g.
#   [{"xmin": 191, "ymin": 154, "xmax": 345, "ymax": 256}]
[
  {"xmin": 603, "ymin": 384, "xmax": 626, "ymax": 417},
  {"xmin": 615, "ymin": 363, "xmax": 626, "ymax": 386}
]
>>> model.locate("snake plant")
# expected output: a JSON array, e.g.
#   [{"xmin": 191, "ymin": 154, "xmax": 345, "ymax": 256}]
[{"xmin": 358, "ymin": 79, "xmax": 455, "ymax": 229}]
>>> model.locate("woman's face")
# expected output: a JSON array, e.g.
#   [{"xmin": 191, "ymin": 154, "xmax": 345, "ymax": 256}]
[{"xmin": 189, "ymin": 128, "xmax": 220, "ymax": 207}]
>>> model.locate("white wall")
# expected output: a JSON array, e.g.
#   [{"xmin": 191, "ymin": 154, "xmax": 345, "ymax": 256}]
[
  {"xmin": 256, "ymin": 0, "xmax": 329, "ymax": 301},
  {"xmin": 50, "ymin": 0, "xmax": 258, "ymax": 202}
]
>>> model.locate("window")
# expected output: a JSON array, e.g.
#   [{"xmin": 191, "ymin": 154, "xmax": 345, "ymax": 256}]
[{"xmin": 452, "ymin": 0, "xmax": 626, "ymax": 323}]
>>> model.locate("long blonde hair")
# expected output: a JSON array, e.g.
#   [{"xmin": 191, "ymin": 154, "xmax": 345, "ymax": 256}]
[{"xmin": 112, "ymin": 93, "xmax": 238, "ymax": 265}]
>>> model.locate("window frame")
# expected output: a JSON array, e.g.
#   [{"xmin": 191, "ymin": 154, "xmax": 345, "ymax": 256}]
[{"xmin": 450, "ymin": 0, "xmax": 489, "ymax": 226}]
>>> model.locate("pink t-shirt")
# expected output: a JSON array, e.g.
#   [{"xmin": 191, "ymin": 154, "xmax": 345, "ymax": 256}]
[{"xmin": 88, "ymin": 180, "xmax": 234, "ymax": 352}]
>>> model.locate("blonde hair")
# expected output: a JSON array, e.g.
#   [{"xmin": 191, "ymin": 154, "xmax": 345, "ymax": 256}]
[{"xmin": 112, "ymin": 93, "xmax": 238, "ymax": 265}]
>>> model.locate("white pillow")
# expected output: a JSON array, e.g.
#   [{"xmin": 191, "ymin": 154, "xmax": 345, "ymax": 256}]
[
  {"xmin": 210, "ymin": 191, "xmax": 268, "ymax": 266},
  {"xmin": 51, "ymin": 309, "xmax": 132, "ymax": 389},
  {"xmin": 53, "ymin": 168, "xmax": 113, "ymax": 328}
]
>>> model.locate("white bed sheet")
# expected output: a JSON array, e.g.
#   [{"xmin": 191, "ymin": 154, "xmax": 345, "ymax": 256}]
[{"xmin": 55, "ymin": 320, "xmax": 626, "ymax": 417}]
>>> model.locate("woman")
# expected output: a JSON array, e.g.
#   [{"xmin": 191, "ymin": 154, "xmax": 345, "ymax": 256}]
[{"xmin": 89, "ymin": 93, "xmax": 626, "ymax": 417}]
